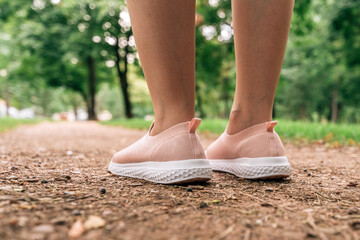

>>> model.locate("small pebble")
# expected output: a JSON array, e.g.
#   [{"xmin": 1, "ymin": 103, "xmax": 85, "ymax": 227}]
[
  {"xmin": 64, "ymin": 191, "xmax": 75, "ymax": 195},
  {"xmin": 199, "ymin": 201, "xmax": 208, "ymax": 209},
  {"xmin": 186, "ymin": 187, "xmax": 193, "ymax": 192},
  {"xmin": 303, "ymin": 169, "xmax": 308, "ymax": 172},
  {"xmin": 307, "ymin": 173, "xmax": 311, "ymax": 176},
  {"xmin": 348, "ymin": 181, "xmax": 358, "ymax": 187},
  {"xmin": 41, "ymin": 180, "xmax": 48, "ymax": 184},
  {"xmin": 72, "ymin": 210, "xmax": 81, "ymax": 216},
  {"xmin": 68, "ymin": 220, "xmax": 84, "ymax": 238},
  {"xmin": 100, "ymin": 188, "xmax": 106, "ymax": 194},
  {"xmin": 102, "ymin": 210, "xmax": 112, "ymax": 216},
  {"xmin": 350, "ymin": 221, "xmax": 360, "ymax": 230},
  {"xmin": 9, "ymin": 218, "xmax": 19, "ymax": 227},
  {"xmin": 54, "ymin": 177, "xmax": 67, "ymax": 181},
  {"xmin": 84, "ymin": 215, "xmax": 106, "ymax": 229},
  {"xmin": 261, "ymin": 202, "xmax": 273, "ymax": 207},
  {"xmin": 14, "ymin": 188, "xmax": 25, "ymax": 192},
  {"xmin": 348, "ymin": 208, "xmax": 359, "ymax": 215},
  {"xmin": 65, "ymin": 175, "xmax": 71, "ymax": 180},
  {"xmin": 51, "ymin": 217, "xmax": 66, "ymax": 225},
  {"xmin": 306, "ymin": 232, "xmax": 317, "ymax": 238},
  {"xmin": 32, "ymin": 224, "xmax": 54, "ymax": 233},
  {"xmin": 7, "ymin": 176, "xmax": 18, "ymax": 180}
]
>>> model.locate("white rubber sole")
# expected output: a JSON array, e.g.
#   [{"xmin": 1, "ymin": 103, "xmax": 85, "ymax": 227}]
[
  {"xmin": 209, "ymin": 156, "xmax": 291, "ymax": 179},
  {"xmin": 108, "ymin": 159, "xmax": 212, "ymax": 184}
]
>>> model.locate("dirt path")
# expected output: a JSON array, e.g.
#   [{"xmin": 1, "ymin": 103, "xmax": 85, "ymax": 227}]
[{"xmin": 0, "ymin": 122, "xmax": 359, "ymax": 240}]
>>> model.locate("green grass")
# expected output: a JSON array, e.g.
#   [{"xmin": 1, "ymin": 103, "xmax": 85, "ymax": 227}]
[
  {"xmin": 102, "ymin": 118, "xmax": 360, "ymax": 146},
  {"xmin": 0, "ymin": 118, "xmax": 41, "ymax": 133},
  {"xmin": 274, "ymin": 120, "xmax": 360, "ymax": 145},
  {"xmin": 102, "ymin": 118, "xmax": 154, "ymax": 130}
]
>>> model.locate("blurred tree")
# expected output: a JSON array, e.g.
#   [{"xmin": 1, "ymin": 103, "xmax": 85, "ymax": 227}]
[
  {"xmin": 331, "ymin": 0, "xmax": 360, "ymax": 122},
  {"xmin": 0, "ymin": 0, "xmax": 139, "ymax": 119},
  {"xmin": 195, "ymin": 0, "xmax": 233, "ymax": 118},
  {"xmin": 279, "ymin": 0, "xmax": 360, "ymax": 123},
  {"xmin": 96, "ymin": 1, "xmax": 136, "ymax": 118}
]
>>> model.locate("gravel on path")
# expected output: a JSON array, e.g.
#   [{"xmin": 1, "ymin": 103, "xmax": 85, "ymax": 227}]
[{"xmin": 0, "ymin": 122, "xmax": 359, "ymax": 240}]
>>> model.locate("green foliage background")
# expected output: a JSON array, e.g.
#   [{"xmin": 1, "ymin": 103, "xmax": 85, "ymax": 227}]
[{"xmin": 0, "ymin": 0, "xmax": 359, "ymax": 123}]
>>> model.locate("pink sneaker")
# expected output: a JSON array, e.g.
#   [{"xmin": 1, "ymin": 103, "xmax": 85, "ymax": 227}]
[
  {"xmin": 108, "ymin": 118, "xmax": 212, "ymax": 184},
  {"xmin": 206, "ymin": 121, "xmax": 291, "ymax": 179}
]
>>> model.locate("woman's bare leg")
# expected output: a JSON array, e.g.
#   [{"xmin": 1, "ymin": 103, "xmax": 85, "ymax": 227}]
[
  {"xmin": 227, "ymin": 0, "xmax": 294, "ymax": 134},
  {"xmin": 127, "ymin": 0, "xmax": 196, "ymax": 135}
]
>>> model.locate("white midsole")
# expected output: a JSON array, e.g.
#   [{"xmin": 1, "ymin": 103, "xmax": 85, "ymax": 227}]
[
  {"xmin": 209, "ymin": 156, "xmax": 290, "ymax": 167},
  {"xmin": 108, "ymin": 158, "xmax": 211, "ymax": 170},
  {"xmin": 208, "ymin": 156, "xmax": 291, "ymax": 179},
  {"xmin": 108, "ymin": 159, "xmax": 212, "ymax": 184}
]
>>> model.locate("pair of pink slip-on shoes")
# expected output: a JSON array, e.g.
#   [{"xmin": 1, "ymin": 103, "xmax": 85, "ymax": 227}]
[{"xmin": 108, "ymin": 118, "xmax": 291, "ymax": 184}]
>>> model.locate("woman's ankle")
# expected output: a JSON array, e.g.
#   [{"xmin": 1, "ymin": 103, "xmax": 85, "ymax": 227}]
[
  {"xmin": 150, "ymin": 115, "xmax": 194, "ymax": 136},
  {"xmin": 226, "ymin": 110, "xmax": 271, "ymax": 135}
]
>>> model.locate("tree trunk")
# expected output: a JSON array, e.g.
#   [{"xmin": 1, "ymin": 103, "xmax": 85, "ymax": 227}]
[
  {"xmin": 300, "ymin": 104, "xmax": 307, "ymax": 120},
  {"xmin": 79, "ymin": 91, "xmax": 90, "ymax": 120},
  {"xmin": 115, "ymin": 40, "xmax": 133, "ymax": 118},
  {"xmin": 331, "ymin": 88, "xmax": 338, "ymax": 123},
  {"xmin": 73, "ymin": 104, "xmax": 78, "ymax": 121},
  {"xmin": 87, "ymin": 56, "xmax": 97, "ymax": 120},
  {"xmin": 119, "ymin": 71, "xmax": 133, "ymax": 119},
  {"xmin": 41, "ymin": 88, "xmax": 50, "ymax": 117}
]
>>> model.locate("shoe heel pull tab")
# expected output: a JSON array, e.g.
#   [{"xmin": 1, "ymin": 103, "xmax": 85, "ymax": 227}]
[
  {"xmin": 189, "ymin": 118, "xmax": 201, "ymax": 133},
  {"xmin": 266, "ymin": 121, "xmax": 278, "ymax": 132},
  {"xmin": 149, "ymin": 121, "xmax": 155, "ymax": 133}
]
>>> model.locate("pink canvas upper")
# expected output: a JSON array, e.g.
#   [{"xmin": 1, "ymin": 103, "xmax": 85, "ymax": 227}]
[
  {"xmin": 111, "ymin": 118, "xmax": 206, "ymax": 164},
  {"xmin": 206, "ymin": 121, "xmax": 286, "ymax": 159}
]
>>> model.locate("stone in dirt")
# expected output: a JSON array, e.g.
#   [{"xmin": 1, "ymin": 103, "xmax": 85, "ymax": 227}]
[
  {"xmin": 347, "ymin": 181, "xmax": 358, "ymax": 187},
  {"xmin": 14, "ymin": 188, "xmax": 25, "ymax": 192},
  {"xmin": 7, "ymin": 175, "xmax": 18, "ymax": 180},
  {"xmin": 10, "ymin": 166, "xmax": 18, "ymax": 171},
  {"xmin": 64, "ymin": 191, "xmax": 75, "ymax": 195},
  {"xmin": 102, "ymin": 210, "xmax": 112, "ymax": 216},
  {"xmin": 2, "ymin": 121, "xmax": 360, "ymax": 240},
  {"xmin": 18, "ymin": 217, "xmax": 28, "ymax": 227},
  {"xmin": 68, "ymin": 220, "xmax": 85, "ymax": 238},
  {"xmin": 350, "ymin": 221, "xmax": 360, "ymax": 230},
  {"xmin": 199, "ymin": 201, "xmax": 208, "ymax": 208},
  {"xmin": 348, "ymin": 208, "xmax": 359, "ymax": 215},
  {"xmin": 261, "ymin": 202, "xmax": 273, "ymax": 207},
  {"xmin": 51, "ymin": 217, "xmax": 67, "ymax": 225},
  {"xmin": 9, "ymin": 218, "xmax": 19, "ymax": 227},
  {"xmin": 19, "ymin": 179, "xmax": 39, "ymax": 182},
  {"xmin": 32, "ymin": 224, "xmax": 54, "ymax": 233},
  {"xmin": 72, "ymin": 210, "xmax": 81, "ymax": 216},
  {"xmin": 84, "ymin": 216, "xmax": 106, "ymax": 230}
]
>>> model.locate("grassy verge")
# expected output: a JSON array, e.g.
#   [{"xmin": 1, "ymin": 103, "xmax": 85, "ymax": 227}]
[
  {"xmin": 0, "ymin": 118, "xmax": 41, "ymax": 133},
  {"xmin": 102, "ymin": 118, "xmax": 360, "ymax": 146}
]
